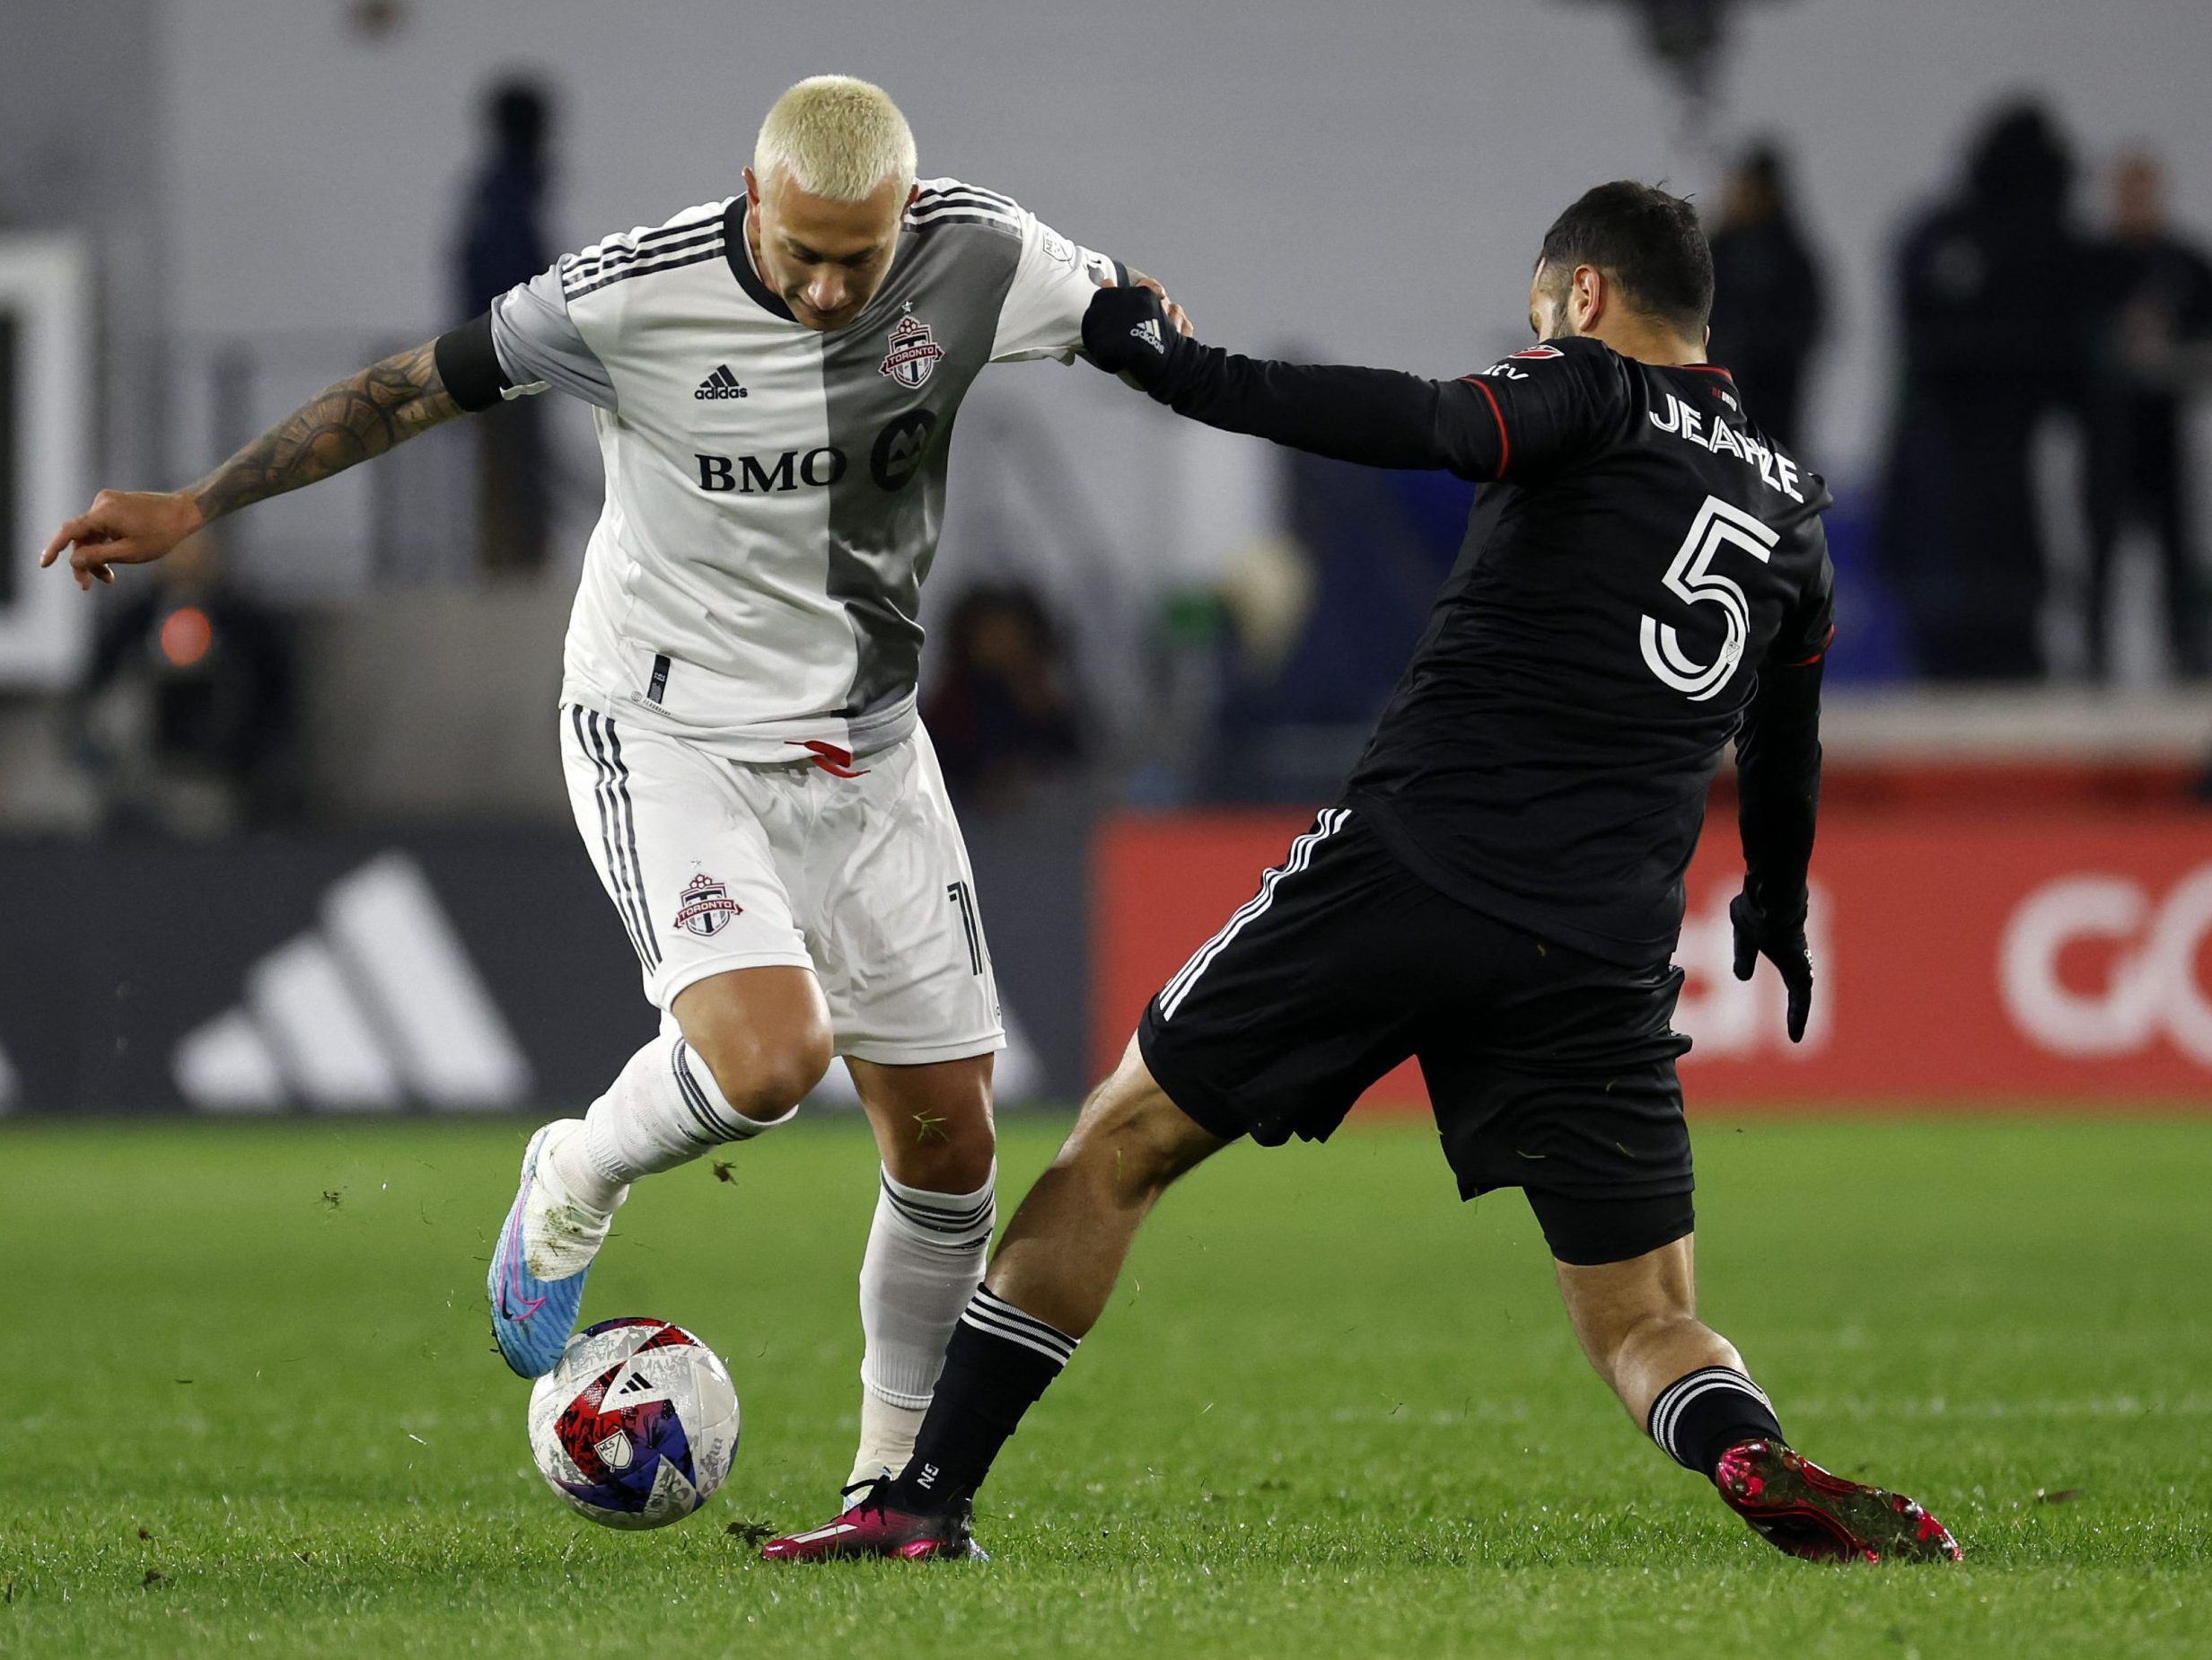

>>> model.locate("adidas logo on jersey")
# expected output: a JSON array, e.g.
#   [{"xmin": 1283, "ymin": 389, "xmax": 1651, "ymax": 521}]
[
  {"xmin": 694, "ymin": 364, "xmax": 750, "ymax": 401},
  {"xmin": 1131, "ymin": 319, "xmax": 1164, "ymax": 351}
]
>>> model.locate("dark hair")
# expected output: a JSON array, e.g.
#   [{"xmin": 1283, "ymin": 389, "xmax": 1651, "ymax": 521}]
[{"xmin": 1536, "ymin": 180, "xmax": 1714, "ymax": 335}]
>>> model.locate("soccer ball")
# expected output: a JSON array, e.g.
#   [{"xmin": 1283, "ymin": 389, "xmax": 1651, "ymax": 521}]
[{"xmin": 526, "ymin": 1318, "xmax": 741, "ymax": 1529}]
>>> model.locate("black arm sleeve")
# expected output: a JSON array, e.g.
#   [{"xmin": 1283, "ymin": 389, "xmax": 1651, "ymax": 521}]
[
  {"xmin": 433, "ymin": 311, "xmax": 510, "ymax": 414},
  {"xmin": 1734, "ymin": 656, "xmax": 1824, "ymax": 921},
  {"xmin": 1143, "ymin": 331, "xmax": 1628, "ymax": 482},
  {"xmin": 1147, "ymin": 344, "xmax": 1516, "ymax": 480}
]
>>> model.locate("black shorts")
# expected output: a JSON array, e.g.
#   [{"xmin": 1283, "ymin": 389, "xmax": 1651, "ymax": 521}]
[{"xmin": 1137, "ymin": 807, "xmax": 1696, "ymax": 1266}]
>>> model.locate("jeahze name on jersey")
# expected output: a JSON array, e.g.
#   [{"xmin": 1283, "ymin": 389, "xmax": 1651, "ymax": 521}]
[
  {"xmin": 1472, "ymin": 355, "xmax": 1806, "ymax": 503},
  {"xmin": 1644, "ymin": 390, "xmax": 1805, "ymax": 502}
]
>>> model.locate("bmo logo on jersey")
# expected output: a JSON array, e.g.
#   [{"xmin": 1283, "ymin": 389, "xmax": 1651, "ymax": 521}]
[{"xmin": 696, "ymin": 448, "xmax": 848, "ymax": 493}]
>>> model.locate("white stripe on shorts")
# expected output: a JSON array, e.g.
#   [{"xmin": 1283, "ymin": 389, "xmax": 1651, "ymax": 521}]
[{"xmin": 1155, "ymin": 808, "xmax": 1350, "ymax": 1023}]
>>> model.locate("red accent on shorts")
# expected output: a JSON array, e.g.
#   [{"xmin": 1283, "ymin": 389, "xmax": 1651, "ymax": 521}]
[{"xmin": 790, "ymin": 740, "xmax": 869, "ymax": 778}]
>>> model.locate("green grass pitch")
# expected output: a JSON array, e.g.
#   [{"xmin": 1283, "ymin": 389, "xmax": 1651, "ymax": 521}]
[{"xmin": 2, "ymin": 1112, "xmax": 2207, "ymax": 1657}]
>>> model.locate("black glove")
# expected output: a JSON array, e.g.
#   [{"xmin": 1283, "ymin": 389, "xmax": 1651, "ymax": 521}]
[
  {"xmin": 1082, "ymin": 283, "xmax": 1183, "ymax": 390},
  {"xmin": 1729, "ymin": 889, "xmax": 1813, "ymax": 1044}
]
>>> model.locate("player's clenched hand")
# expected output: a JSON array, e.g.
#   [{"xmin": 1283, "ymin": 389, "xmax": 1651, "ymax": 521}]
[
  {"xmin": 1125, "ymin": 268, "xmax": 1195, "ymax": 339},
  {"xmin": 41, "ymin": 489, "xmax": 204, "ymax": 591},
  {"xmin": 1083, "ymin": 284, "xmax": 1188, "ymax": 391},
  {"xmin": 1729, "ymin": 890, "xmax": 1813, "ymax": 1043}
]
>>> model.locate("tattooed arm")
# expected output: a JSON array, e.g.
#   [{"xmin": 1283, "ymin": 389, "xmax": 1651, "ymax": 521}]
[
  {"xmin": 41, "ymin": 338, "xmax": 466, "ymax": 590},
  {"xmin": 192, "ymin": 339, "xmax": 461, "ymax": 523}
]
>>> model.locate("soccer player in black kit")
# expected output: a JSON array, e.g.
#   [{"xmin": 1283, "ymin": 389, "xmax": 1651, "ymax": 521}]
[{"xmin": 766, "ymin": 183, "xmax": 1962, "ymax": 1567}]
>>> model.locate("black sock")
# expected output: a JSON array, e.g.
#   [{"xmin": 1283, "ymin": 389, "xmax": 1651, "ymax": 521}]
[
  {"xmin": 885, "ymin": 1287, "xmax": 1078, "ymax": 1514},
  {"xmin": 1646, "ymin": 1366, "xmax": 1785, "ymax": 1480}
]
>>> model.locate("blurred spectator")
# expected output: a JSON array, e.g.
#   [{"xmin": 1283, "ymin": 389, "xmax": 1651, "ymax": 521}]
[
  {"xmin": 1202, "ymin": 448, "xmax": 1454, "ymax": 803},
  {"xmin": 75, "ymin": 537, "xmax": 297, "ymax": 834},
  {"xmin": 1706, "ymin": 143, "xmax": 1826, "ymax": 452},
  {"xmin": 1878, "ymin": 100, "xmax": 2093, "ymax": 681},
  {"xmin": 2083, "ymin": 151, "xmax": 2212, "ymax": 681},
  {"xmin": 453, "ymin": 76, "xmax": 557, "ymax": 577},
  {"xmin": 926, "ymin": 584, "xmax": 1086, "ymax": 812}
]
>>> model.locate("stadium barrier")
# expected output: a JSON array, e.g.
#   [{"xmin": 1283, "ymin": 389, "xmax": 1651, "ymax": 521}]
[
  {"xmin": 1096, "ymin": 806, "xmax": 2212, "ymax": 1108},
  {"xmin": 0, "ymin": 810, "xmax": 1093, "ymax": 1115},
  {"xmin": 9, "ymin": 793, "xmax": 2205, "ymax": 1115}
]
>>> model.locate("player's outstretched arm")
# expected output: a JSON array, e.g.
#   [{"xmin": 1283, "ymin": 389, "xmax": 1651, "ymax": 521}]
[
  {"xmin": 1082, "ymin": 285, "xmax": 1456, "ymax": 470},
  {"xmin": 40, "ymin": 338, "xmax": 464, "ymax": 590}
]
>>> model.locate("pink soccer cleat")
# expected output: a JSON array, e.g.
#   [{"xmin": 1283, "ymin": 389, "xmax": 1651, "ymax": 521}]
[
  {"xmin": 759, "ymin": 1482, "xmax": 987, "ymax": 1563},
  {"xmin": 1716, "ymin": 1439, "xmax": 1962, "ymax": 1563}
]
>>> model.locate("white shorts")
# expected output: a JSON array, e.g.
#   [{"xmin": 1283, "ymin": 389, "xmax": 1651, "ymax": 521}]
[{"xmin": 559, "ymin": 707, "xmax": 1004, "ymax": 1066}]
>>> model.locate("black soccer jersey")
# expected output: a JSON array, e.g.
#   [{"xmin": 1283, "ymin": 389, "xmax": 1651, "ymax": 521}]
[{"xmin": 1146, "ymin": 333, "xmax": 1834, "ymax": 966}]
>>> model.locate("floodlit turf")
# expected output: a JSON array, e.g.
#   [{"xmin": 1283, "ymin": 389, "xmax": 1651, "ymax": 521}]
[{"xmin": 1, "ymin": 1113, "xmax": 2207, "ymax": 1657}]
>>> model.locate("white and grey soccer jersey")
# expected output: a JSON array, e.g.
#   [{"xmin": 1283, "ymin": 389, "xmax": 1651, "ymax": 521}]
[{"xmin": 437, "ymin": 178, "xmax": 1123, "ymax": 763}]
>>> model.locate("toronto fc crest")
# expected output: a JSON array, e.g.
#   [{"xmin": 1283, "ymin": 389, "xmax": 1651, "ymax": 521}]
[
  {"xmin": 879, "ymin": 313, "xmax": 946, "ymax": 388},
  {"xmin": 672, "ymin": 872, "xmax": 742, "ymax": 937}
]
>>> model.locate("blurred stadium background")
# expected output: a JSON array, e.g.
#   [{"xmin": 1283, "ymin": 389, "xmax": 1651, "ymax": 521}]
[{"xmin": 4, "ymin": 0, "xmax": 2210, "ymax": 1119}]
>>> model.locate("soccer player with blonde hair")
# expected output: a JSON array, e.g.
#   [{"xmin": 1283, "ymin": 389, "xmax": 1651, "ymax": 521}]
[{"xmin": 42, "ymin": 74, "xmax": 1189, "ymax": 1495}]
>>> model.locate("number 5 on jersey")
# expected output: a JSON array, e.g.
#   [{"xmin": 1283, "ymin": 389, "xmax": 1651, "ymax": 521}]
[{"xmin": 1639, "ymin": 495, "xmax": 1781, "ymax": 701}]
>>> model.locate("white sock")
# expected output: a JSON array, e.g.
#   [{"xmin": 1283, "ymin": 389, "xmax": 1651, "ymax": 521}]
[
  {"xmin": 851, "ymin": 1393, "xmax": 927, "ymax": 1491},
  {"xmin": 849, "ymin": 1164, "xmax": 996, "ymax": 1485},
  {"xmin": 524, "ymin": 1120, "xmax": 626, "ymax": 1278},
  {"xmin": 551, "ymin": 1032, "xmax": 794, "ymax": 1208}
]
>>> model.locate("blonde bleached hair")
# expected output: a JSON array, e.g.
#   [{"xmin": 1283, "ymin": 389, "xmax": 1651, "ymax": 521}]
[{"xmin": 754, "ymin": 75, "xmax": 917, "ymax": 202}]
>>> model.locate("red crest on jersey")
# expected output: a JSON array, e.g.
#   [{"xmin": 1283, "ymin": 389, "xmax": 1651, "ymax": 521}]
[
  {"xmin": 672, "ymin": 873, "xmax": 742, "ymax": 937},
  {"xmin": 880, "ymin": 313, "xmax": 947, "ymax": 388}
]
